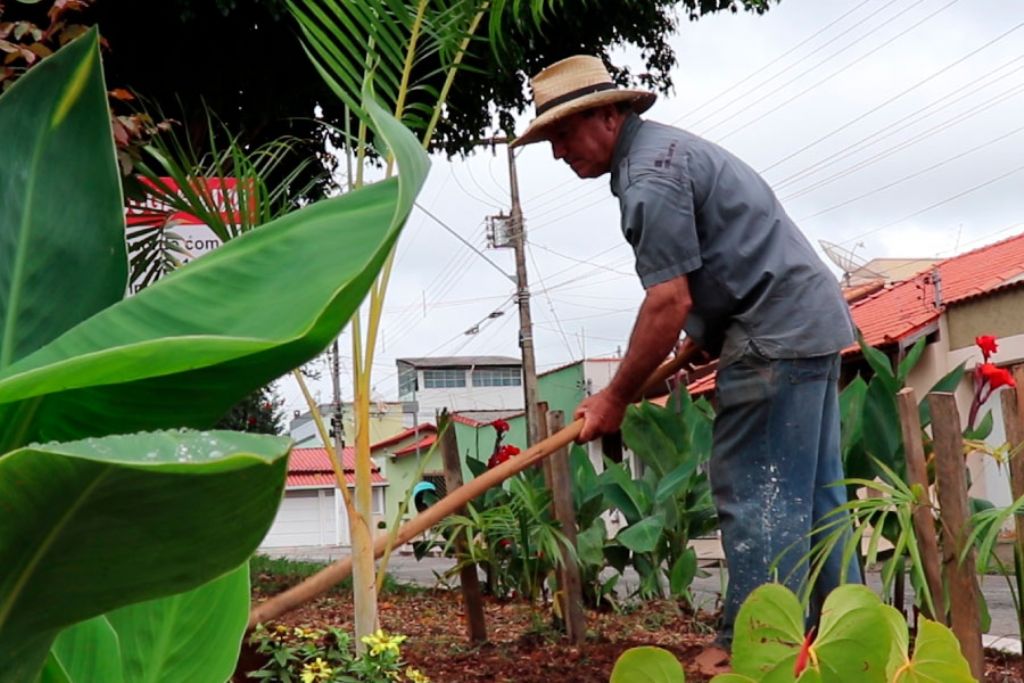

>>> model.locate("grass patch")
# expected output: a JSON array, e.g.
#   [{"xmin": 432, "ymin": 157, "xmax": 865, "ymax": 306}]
[{"xmin": 250, "ymin": 554, "xmax": 424, "ymax": 596}]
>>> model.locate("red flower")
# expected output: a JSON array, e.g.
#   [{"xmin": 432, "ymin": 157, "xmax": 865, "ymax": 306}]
[
  {"xmin": 486, "ymin": 444, "xmax": 521, "ymax": 469},
  {"xmin": 794, "ymin": 627, "xmax": 816, "ymax": 677},
  {"xmin": 491, "ymin": 419, "xmax": 510, "ymax": 433},
  {"xmin": 980, "ymin": 363, "xmax": 1015, "ymax": 390},
  {"xmin": 976, "ymin": 335, "xmax": 998, "ymax": 361}
]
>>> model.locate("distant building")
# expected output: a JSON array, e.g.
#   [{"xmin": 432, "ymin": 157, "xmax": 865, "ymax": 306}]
[
  {"xmin": 396, "ymin": 355, "xmax": 524, "ymax": 420},
  {"xmin": 289, "ymin": 401, "xmax": 409, "ymax": 448}
]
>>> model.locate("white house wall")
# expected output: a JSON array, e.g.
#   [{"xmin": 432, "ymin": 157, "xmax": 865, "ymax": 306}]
[{"xmin": 410, "ymin": 382, "xmax": 524, "ymax": 418}]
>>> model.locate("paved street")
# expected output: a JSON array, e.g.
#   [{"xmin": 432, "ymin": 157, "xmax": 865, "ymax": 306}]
[{"xmin": 262, "ymin": 544, "xmax": 1022, "ymax": 651}]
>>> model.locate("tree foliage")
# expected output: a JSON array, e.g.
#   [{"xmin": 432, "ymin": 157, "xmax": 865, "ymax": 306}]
[{"xmin": 0, "ymin": 0, "xmax": 776, "ymax": 194}]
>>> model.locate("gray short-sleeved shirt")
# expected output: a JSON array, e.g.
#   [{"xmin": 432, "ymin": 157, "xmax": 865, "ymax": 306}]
[{"xmin": 609, "ymin": 114, "xmax": 855, "ymax": 366}]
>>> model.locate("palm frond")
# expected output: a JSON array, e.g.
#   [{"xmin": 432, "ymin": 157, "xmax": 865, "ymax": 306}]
[{"xmin": 127, "ymin": 103, "xmax": 322, "ymax": 291}]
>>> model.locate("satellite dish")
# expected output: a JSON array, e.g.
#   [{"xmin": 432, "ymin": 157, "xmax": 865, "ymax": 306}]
[{"xmin": 819, "ymin": 240, "xmax": 884, "ymax": 286}]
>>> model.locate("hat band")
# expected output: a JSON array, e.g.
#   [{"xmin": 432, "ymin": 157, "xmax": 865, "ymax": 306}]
[{"xmin": 535, "ymin": 82, "xmax": 617, "ymax": 116}]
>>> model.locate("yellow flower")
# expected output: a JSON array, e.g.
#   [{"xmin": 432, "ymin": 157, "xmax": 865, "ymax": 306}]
[
  {"xmin": 406, "ymin": 666, "xmax": 431, "ymax": 683},
  {"xmin": 300, "ymin": 657, "xmax": 333, "ymax": 683},
  {"xmin": 361, "ymin": 629, "xmax": 408, "ymax": 657}
]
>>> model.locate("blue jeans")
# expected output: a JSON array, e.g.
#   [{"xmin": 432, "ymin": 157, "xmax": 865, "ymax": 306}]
[{"xmin": 710, "ymin": 351, "xmax": 861, "ymax": 648}]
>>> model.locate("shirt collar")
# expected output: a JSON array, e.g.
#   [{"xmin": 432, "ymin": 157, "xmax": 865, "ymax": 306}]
[{"xmin": 610, "ymin": 113, "xmax": 643, "ymax": 190}]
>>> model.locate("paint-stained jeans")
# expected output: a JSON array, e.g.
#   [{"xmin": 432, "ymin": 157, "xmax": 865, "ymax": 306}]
[{"xmin": 710, "ymin": 351, "xmax": 861, "ymax": 648}]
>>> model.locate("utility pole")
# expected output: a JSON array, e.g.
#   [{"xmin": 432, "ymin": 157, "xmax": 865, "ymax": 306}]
[
  {"xmin": 330, "ymin": 338, "xmax": 346, "ymax": 452},
  {"xmin": 505, "ymin": 143, "xmax": 542, "ymax": 448}
]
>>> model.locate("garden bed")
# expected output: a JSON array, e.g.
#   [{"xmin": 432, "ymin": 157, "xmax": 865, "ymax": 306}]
[{"xmin": 240, "ymin": 559, "xmax": 1024, "ymax": 682}]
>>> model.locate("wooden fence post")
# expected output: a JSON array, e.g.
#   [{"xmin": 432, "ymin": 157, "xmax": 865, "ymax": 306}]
[
  {"xmin": 544, "ymin": 409, "xmax": 586, "ymax": 643},
  {"xmin": 536, "ymin": 402, "xmax": 553, "ymax": 481},
  {"xmin": 1000, "ymin": 367, "xmax": 1024, "ymax": 583},
  {"xmin": 437, "ymin": 409, "xmax": 487, "ymax": 643},
  {"xmin": 928, "ymin": 392, "xmax": 985, "ymax": 680},
  {"xmin": 896, "ymin": 387, "xmax": 946, "ymax": 624}
]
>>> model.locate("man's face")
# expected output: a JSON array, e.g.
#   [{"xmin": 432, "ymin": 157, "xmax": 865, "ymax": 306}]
[{"xmin": 546, "ymin": 107, "xmax": 620, "ymax": 179}]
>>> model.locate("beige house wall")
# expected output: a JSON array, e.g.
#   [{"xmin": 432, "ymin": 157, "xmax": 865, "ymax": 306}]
[{"xmin": 946, "ymin": 288, "xmax": 1024, "ymax": 351}]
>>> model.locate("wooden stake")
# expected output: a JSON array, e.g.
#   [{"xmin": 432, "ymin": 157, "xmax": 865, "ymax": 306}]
[
  {"xmin": 928, "ymin": 392, "xmax": 984, "ymax": 681},
  {"xmin": 896, "ymin": 388, "xmax": 946, "ymax": 623},
  {"xmin": 544, "ymin": 410, "xmax": 586, "ymax": 643},
  {"xmin": 249, "ymin": 346, "xmax": 699, "ymax": 627},
  {"xmin": 1001, "ymin": 367, "xmax": 1024, "ymax": 589},
  {"xmin": 438, "ymin": 409, "xmax": 487, "ymax": 643}
]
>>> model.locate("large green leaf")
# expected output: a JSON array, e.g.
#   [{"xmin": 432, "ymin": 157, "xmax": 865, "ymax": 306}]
[
  {"xmin": 609, "ymin": 646, "xmax": 685, "ymax": 683},
  {"xmin": 896, "ymin": 338, "xmax": 926, "ymax": 384},
  {"xmin": 862, "ymin": 377, "xmax": 905, "ymax": 480},
  {"xmin": 107, "ymin": 563, "xmax": 250, "ymax": 683},
  {"xmin": 668, "ymin": 547, "xmax": 698, "ymax": 597},
  {"xmin": 616, "ymin": 516, "xmax": 665, "ymax": 554},
  {"xmin": 918, "ymin": 362, "xmax": 966, "ymax": 428},
  {"xmin": 0, "ymin": 94, "xmax": 429, "ymax": 452},
  {"xmin": 891, "ymin": 618, "xmax": 975, "ymax": 682},
  {"xmin": 622, "ymin": 400, "xmax": 687, "ymax": 478},
  {"xmin": 46, "ymin": 616, "xmax": 123, "ymax": 683},
  {"xmin": 731, "ymin": 584, "xmax": 892, "ymax": 683},
  {"xmin": 812, "ymin": 585, "xmax": 892, "ymax": 682},
  {"xmin": 0, "ymin": 430, "xmax": 289, "ymax": 679},
  {"xmin": 0, "ymin": 29, "xmax": 125, "ymax": 371},
  {"xmin": 730, "ymin": 584, "xmax": 804, "ymax": 678}
]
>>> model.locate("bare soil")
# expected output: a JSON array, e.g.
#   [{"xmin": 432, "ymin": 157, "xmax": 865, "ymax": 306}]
[{"xmin": 240, "ymin": 587, "xmax": 1024, "ymax": 682}]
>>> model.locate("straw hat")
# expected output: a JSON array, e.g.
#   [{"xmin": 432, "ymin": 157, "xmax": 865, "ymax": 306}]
[{"xmin": 510, "ymin": 55, "xmax": 656, "ymax": 148}]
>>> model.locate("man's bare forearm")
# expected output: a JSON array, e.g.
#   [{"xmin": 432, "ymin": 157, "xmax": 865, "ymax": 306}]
[{"xmin": 607, "ymin": 276, "xmax": 692, "ymax": 402}]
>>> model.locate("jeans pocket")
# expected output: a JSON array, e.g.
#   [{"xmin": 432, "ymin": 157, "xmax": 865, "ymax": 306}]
[
  {"xmin": 784, "ymin": 356, "xmax": 836, "ymax": 384},
  {"xmin": 716, "ymin": 356, "xmax": 775, "ymax": 409}
]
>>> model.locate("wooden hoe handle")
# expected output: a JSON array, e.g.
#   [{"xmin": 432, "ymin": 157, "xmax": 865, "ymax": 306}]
[{"xmin": 249, "ymin": 346, "xmax": 701, "ymax": 627}]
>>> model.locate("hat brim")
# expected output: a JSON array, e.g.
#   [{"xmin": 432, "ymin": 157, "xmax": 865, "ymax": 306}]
[{"xmin": 510, "ymin": 90, "xmax": 656, "ymax": 149}]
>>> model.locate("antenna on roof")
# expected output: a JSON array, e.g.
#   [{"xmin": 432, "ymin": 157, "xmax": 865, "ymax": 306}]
[{"xmin": 819, "ymin": 240, "xmax": 884, "ymax": 287}]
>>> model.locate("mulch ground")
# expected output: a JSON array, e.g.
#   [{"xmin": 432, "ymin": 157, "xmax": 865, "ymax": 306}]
[{"xmin": 242, "ymin": 586, "xmax": 1024, "ymax": 682}]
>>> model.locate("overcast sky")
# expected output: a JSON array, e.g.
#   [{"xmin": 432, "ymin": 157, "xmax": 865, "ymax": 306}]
[{"xmin": 281, "ymin": 0, "xmax": 1024, "ymax": 416}]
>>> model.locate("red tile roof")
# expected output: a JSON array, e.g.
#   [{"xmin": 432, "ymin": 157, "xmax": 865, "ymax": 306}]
[
  {"xmin": 680, "ymin": 232, "xmax": 1024, "ymax": 397},
  {"xmin": 850, "ymin": 231, "xmax": 1024, "ymax": 349},
  {"xmin": 392, "ymin": 434, "xmax": 437, "ymax": 457},
  {"xmin": 286, "ymin": 447, "xmax": 385, "ymax": 488},
  {"xmin": 371, "ymin": 423, "xmax": 436, "ymax": 450}
]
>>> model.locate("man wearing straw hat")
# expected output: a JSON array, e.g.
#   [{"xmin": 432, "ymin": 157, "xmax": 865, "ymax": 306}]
[{"xmin": 511, "ymin": 55, "xmax": 861, "ymax": 674}]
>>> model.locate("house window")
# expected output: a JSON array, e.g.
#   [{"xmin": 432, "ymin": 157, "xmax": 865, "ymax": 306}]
[
  {"xmin": 472, "ymin": 367, "xmax": 522, "ymax": 387},
  {"xmin": 398, "ymin": 364, "xmax": 417, "ymax": 397},
  {"xmin": 423, "ymin": 368, "xmax": 466, "ymax": 388},
  {"xmin": 372, "ymin": 486, "xmax": 385, "ymax": 515}
]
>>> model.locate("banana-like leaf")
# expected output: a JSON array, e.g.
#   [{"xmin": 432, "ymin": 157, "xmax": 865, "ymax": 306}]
[
  {"xmin": 106, "ymin": 563, "xmax": 250, "ymax": 683},
  {"xmin": 0, "ymin": 430, "xmax": 289, "ymax": 679},
  {"xmin": 0, "ymin": 93, "xmax": 429, "ymax": 452},
  {"xmin": 0, "ymin": 28, "xmax": 125, "ymax": 371},
  {"xmin": 46, "ymin": 616, "xmax": 123, "ymax": 683}
]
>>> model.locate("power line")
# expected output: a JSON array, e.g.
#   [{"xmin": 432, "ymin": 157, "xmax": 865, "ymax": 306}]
[
  {"xmin": 773, "ymin": 52, "xmax": 1024, "ymax": 190},
  {"xmin": 448, "ymin": 164, "xmax": 504, "ymax": 209},
  {"xmin": 414, "ymin": 202, "xmax": 514, "ymax": 282},
  {"xmin": 526, "ymin": 243, "xmax": 576, "ymax": 359},
  {"xmin": 797, "ymin": 122, "xmax": 1024, "ymax": 223},
  {"xmin": 760, "ymin": 20, "xmax": 1024, "ymax": 175},
  {"xmin": 781, "ymin": 77, "xmax": 1024, "ymax": 202},
  {"xmin": 838, "ymin": 160, "xmax": 1024, "ymax": 246},
  {"xmin": 515, "ymin": 1, "xmax": 889, "ymax": 220},
  {"xmin": 688, "ymin": 0, "xmax": 901, "ymax": 132},
  {"xmin": 712, "ymin": 0, "xmax": 963, "ymax": 142},
  {"xmin": 673, "ymin": 0, "xmax": 876, "ymax": 124},
  {"xmin": 529, "ymin": 240, "xmax": 634, "ymax": 275}
]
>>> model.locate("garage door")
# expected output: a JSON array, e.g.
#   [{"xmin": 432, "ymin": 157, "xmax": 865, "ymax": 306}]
[{"xmin": 260, "ymin": 489, "xmax": 334, "ymax": 548}]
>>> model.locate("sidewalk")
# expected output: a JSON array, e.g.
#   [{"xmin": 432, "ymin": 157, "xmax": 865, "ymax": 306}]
[{"xmin": 263, "ymin": 541, "xmax": 1023, "ymax": 653}]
